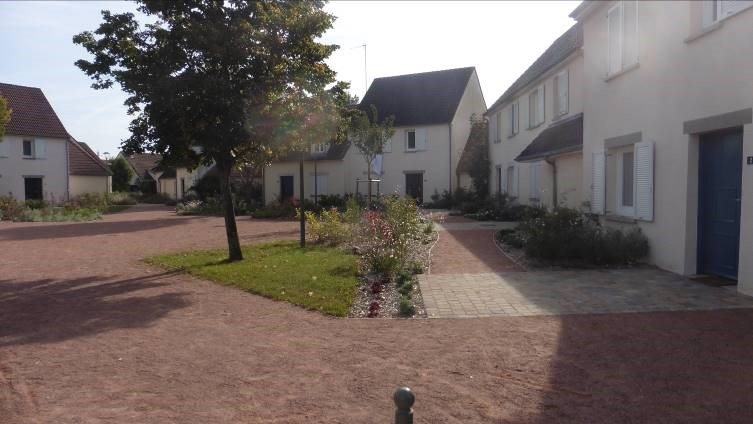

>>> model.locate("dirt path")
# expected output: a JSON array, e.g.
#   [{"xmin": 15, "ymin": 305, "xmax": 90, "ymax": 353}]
[{"xmin": 2, "ymin": 206, "xmax": 753, "ymax": 423}]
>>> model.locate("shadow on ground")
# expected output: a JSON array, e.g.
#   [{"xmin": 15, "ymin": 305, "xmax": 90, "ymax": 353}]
[{"xmin": 0, "ymin": 271, "xmax": 190, "ymax": 347}]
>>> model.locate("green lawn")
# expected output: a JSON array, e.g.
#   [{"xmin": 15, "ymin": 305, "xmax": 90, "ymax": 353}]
[{"xmin": 147, "ymin": 241, "xmax": 360, "ymax": 316}]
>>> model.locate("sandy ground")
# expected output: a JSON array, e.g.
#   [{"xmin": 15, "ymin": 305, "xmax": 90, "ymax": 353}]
[{"xmin": 2, "ymin": 205, "xmax": 753, "ymax": 423}]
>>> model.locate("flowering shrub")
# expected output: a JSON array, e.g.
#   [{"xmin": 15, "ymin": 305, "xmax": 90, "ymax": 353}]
[
  {"xmin": 305, "ymin": 208, "xmax": 351, "ymax": 246},
  {"xmin": 0, "ymin": 195, "xmax": 24, "ymax": 221},
  {"xmin": 176, "ymin": 198, "xmax": 223, "ymax": 216}
]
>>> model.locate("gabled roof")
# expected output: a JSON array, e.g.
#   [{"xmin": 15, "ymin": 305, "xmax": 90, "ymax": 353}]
[
  {"xmin": 515, "ymin": 113, "xmax": 583, "ymax": 162},
  {"xmin": 486, "ymin": 24, "xmax": 582, "ymax": 115},
  {"xmin": 359, "ymin": 67, "xmax": 476, "ymax": 127},
  {"xmin": 0, "ymin": 82, "xmax": 70, "ymax": 139},
  {"xmin": 122, "ymin": 153, "xmax": 162, "ymax": 178},
  {"xmin": 68, "ymin": 140, "xmax": 112, "ymax": 176}
]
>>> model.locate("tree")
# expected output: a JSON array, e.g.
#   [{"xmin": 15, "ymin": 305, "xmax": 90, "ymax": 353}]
[
  {"xmin": 0, "ymin": 95, "xmax": 11, "ymax": 139},
  {"xmin": 465, "ymin": 115, "xmax": 490, "ymax": 198},
  {"xmin": 74, "ymin": 0, "xmax": 339, "ymax": 261},
  {"xmin": 349, "ymin": 105, "xmax": 395, "ymax": 205},
  {"xmin": 110, "ymin": 156, "xmax": 134, "ymax": 192}
]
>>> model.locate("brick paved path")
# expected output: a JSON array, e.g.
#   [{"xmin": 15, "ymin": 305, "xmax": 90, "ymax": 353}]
[{"xmin": 420, "ymin": 216, "xmax": 753, "ymax": 318}]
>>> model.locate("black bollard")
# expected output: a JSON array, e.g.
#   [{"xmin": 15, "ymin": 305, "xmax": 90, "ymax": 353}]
[{"xmin": 393, "ymin": 387, "xmax": 415, "ymax": 424}]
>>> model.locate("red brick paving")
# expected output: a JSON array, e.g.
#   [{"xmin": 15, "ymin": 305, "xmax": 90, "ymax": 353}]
[{"xmin": 2, "ymin": 205, "xmax": 753, "ymax": 423}]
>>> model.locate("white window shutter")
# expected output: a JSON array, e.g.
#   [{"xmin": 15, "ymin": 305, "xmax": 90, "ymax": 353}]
[
  {"xmin": 490, "ymin": 115, "xmax": 497, "ymax": 143},
  {"xmin": 634, "ymin": 141, "xmax": 654, "ymax": 221},
  {"xmin": 0, "ymin": 139, "xmax": 8, "ymax": 157},
  {"xmin": 622, "ymin": 0, "xmax": 638, "ymax": 66},
  {"xmin": 513, "ymin": 165, "xmax": 520, "ymax": 197},
  {"xmin": 591, "ymin": 152, "xmax": 606, "ymax": 214},
  {"xmin": 513, "ymin": 103, "xmax": 519, "ymax": 134},
  {"xmin": 607, "ymin": 3, "xmax": 622, "ymax": 76},
  {"xmin": 558, "ymin": 69, "xmax": 569, "ymax": 115},
  {"xmin": 417, "ymin": 128, "xmax": 428, "ymax": 150},
  {"xmin": 35, "ymin": 139, "xmax": 46, "ymax": 159},
  {"xmin": 537, "ymin": 86, "xmax": 545, "ymax": 124}
]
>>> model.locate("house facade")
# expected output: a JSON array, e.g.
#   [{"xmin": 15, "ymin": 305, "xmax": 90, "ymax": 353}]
[
  {"xmin": 0, "ymin": 83, "xmax": 110, "ymax": 201},
  {"xmin": 264, "ymin": 67, "xmax": 487, "ymax": 204},
  {"xmin": 485, "ymin": 25, "xmax": 585, "ymax": 209},
  {"xmin": 119, "ymin": 152, "xmax": 201, "ymax": 200},
  {"xmin": 569, "ymin": 0, "xmax": 753, "ymax": 293}
]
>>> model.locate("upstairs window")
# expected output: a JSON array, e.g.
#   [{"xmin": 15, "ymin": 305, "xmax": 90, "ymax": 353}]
[
  {"xmin": 607, "ymin": 1, "xmax": 638, "ymax": 77},
  {"xmin": 406, "ymin": 130, "xmax": 416, "ymax": 150},
  {"xmin": 553, "ymin": 69, "xmax": 569, "ymax": 118},
  {"xmin": 405, "ymin": 128, "xmax": 427, "ymax": 151},
  {"xmin": 703, "ymin": 0, "xmax": 753, "ymax": 27},
  {"xmin": 528, "ymin": 86, "xmax": 545, "ymax": 128},
  {"xmin": 494, "ymin": 111, "xmax": 503, "ymax": 143},
  {"xmin": 23, "ymin": 140, "xmax": 33, "ymax": 157},
  {"xmin": 508, "ymin": 102, "xmax": 519, "ymax": 136}
]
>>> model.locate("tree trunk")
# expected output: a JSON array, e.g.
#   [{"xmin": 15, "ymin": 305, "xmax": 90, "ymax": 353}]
[
  {"xmin": 299, "ymin": 156, "xmax": 306, "ymax": 248},
  {"xmin": 219, "ymin": 161, "xmax": 243, "ymax": 261},
  {"xmin": 366, "ymin": 156, "xmax": 373, "ymax": 208}
]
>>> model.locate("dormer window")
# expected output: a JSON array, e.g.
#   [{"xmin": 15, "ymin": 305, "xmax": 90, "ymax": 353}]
[
  {"xmin": 312, "ymin": 143, "xmax": 328, "ymax": 154},
  {"xmin": 23, "ymin": 140, "xmax": 33, "ymax": 157}
]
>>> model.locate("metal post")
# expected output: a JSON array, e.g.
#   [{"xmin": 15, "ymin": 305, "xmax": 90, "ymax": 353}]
[
  {"xmin": 299, "ymin": 154, "xmax": 305, "ymax": 248},
  {"xmin": 393, "ymin": 387, "xmax": 414, "ymax": 424}
]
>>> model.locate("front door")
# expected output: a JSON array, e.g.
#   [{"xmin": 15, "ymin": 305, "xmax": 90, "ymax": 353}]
[
  {"xmin": 24, "ymin": 177, "xmax": 43, "ymax": 201},
  {"xmin": 279, "ymin": 175, "xmax": 294, "ymax": 202},
  {"xmin": 405, "ymin": 173, "xmax": 423, "ymax": 204},
  {"xmin": 698, "ymin": 129, "xmax": 743, "ymax": 279}
]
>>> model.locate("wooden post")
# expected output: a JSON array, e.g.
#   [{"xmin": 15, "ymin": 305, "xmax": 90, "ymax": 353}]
[
  {"xmin": 299, "ymin": 154, "xmax": 305, "ymax": 248},
  {"xmin": 393, "ymin": 387, "xmax": 415, "ymax": 424}
]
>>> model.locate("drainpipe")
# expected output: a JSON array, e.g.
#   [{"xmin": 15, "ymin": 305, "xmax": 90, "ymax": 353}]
[
  {"xmin": 65, "ymin": 139, "xmax": 71, "ymax": 201},
  {"xmin": 546, "ymin": 157, "xmax": 557, "ymax": 207},
  {"xmin": 448, "ymin": 123, "xmax": 453, "ymax": 194}
]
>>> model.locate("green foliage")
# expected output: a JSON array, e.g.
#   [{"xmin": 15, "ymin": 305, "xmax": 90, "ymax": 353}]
[
  {"xmin": 18, "ymin": 207, "xmax": 101, "ymax": 222},
  {"xmin": 517, "ymin": 207, "xmax": 649, "ymax": 265},
  {"xmin": 359, "ymin": 196, "xmax": 424, "ymax": 276},
  {"xmin": 147, "ymin": 241, "xmax": 360, "ymax": 317},
  {"xmin": 252, "ymin": 200, "xmax": 297, "ymax": 219},
  {"xmin": 398, "ymin": 297, "xmax": 416, "ymax": 317},
  {"xmin": 465, "ymin": 115, "xmax": 490, "ymax": 197},
  {"xmin": 0, "ymin": 196, "xmax": 23, "ymax": 221},
  {"xmin": 176, "ymin": 198, "xmax": 223, "ymax": 216},
  {"xmin": 497, "ymin": 228, "xmax": 526, "ymax": 249},
  {"xmin": 192, "ymin": 175, "xmax": 222, "ymax": 201},
  {"xmin": 0, "ymin": 95, "xmax": 11, "ymax": 139},
  {"xmin": 305, "ymin": 208, "xmax": 351, "ymax": 246},
  {"xmin": 349, "ymin": 105, "xmax": 396, "ymax": 194},
  {"xmin": 109, "ymin": 156, "xmax": 133, "ymax": 192},
  {"xmin": 107, "ymin": 191, "xmax": 138, "ymax": 205}
]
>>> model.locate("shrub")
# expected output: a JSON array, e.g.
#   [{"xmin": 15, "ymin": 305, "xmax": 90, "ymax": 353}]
[
  {"xmin": 191, "ymin": 174, "xmax": 222, "ymax": 201},
  {"xmin": 176, "ymin": 198, "xmax": 223, "ymax": 216},
  {"xmin": 305, "ymin": 208, "xmax": 351, "ymax": 246},
  {"xmin": 69, "ymin": 193, "xmax": 109, "ymax": 212},
  {"xmin": 497, "ymin": 228, "xmax": 526, "ymax": 248},
  {"xmin": 107, "ymin": 191, "xmax": 138, "ymax": 205},
  {"xmin": 252, "ymin": 199, "xmax": 297, "ymax": 219},
  {"xmin": 317, "ymin": 194, "xmax": 346, "ymax": 210},
  {"xmin": 17, "ymin": 206, "xmax": 101, "ymax": 222},
  {"xmin": 518, "ymin": 207, "xmax": 649, "ymax": 265},
  {"xmin": 24, "ymin": 199, "xmax": 48, "ymax": 210},
  {"xmin": 109, "ymin": 156, "xmax": 134, "ymax": 192},
  {"xmin": 399, "ymin": 297, "xmax": 416, "ymax": 316}
]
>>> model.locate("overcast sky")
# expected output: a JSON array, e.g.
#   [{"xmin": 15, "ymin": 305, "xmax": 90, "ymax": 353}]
[{"xmin": 0, "ymin": 1, "xmax": 578, "ymax": 157}]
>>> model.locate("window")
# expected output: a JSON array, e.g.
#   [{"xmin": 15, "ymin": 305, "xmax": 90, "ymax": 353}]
[
  {"xmin": 528, "ymin": 86, "xmax": 545, "ymax": 128},
  {"xmin": 312, "ymin": 143, "xmax": 328, "ymax": 153},
  {"xmin": 0, "ymin": 139, "xmax": 9, "ymax": 157},
  {"xmin": 529, "ymin": 162, "xmax": 541, "ymax": 200},
  {"xmin": 617, "ymin": 151, "xmax": 635, "ymax": 216},
  {"xmin": 406, "ymin": 130, "xmax": 416, "ymax": 150},
  {"xmin": 405, "ymin": 128, "xmax": 427, "ymax": 151},
  {"xmin": 23, "ymin": 140, "xmax": 33, "ymax": 157},
  {"xmin": 703, "ymin": 0, "xmax": 753, "ymax": 26},
  {"xmin": 493, "ymin": 111, "xmax": 503, "ymax": 143},
  {"xmin": 496, "ymin": 166, "xmax": 503, "ymax": 195},
  {"xmin": 508, "ymin": 102, "xmax": 519, "ymax": 137},
  {"xmin": 506, "ymin": 165, "xmax": 516, "ymax": 196},
  {"xmin": 607, "ymin": 1, "xmax": 638, "ymax": 77},
  {"xmin": 314, "ymin": 174, "xmax": 328, "ymax": 196},
  {"xmin": 553, "ymin": 69, "xmax": 569, "ymax": 117}
]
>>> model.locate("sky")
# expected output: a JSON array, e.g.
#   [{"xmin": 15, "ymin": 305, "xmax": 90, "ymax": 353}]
[{"xmin": 0, "ymin": 0, "xmax": 578, "ymax": 158}]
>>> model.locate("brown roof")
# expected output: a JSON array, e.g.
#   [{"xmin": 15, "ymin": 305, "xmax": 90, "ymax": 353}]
[
  {"xmin": 486, "ymin": 24, "xmax": 582, "ymax": 114},
  {"xmin": 68, "ymin": 140, "xmax": 112, "ymax": 176},
  {"xmin": 0, "ymin": 82, "xmax": 70, "ymax": 139},
  {"xmin": 122, "ymin": 153, "xmax": 162, "ymax": 178}
]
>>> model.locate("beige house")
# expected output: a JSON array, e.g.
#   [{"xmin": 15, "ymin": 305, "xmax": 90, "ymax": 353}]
[
  {"xmin": 264, "ymin": 67, "xmax": 487, "ymax": 204},
  {"xmin": 120, "ymin": 152, "xmax": 201, "ymax": 200},
  {"xmin": 570, "ymin": 0, "xmax": 753, "ymax": 293},
  {"xmin": 0, "ymin": 83, "xmax": 110, "ymax": 201},
  {"xmin": 485, "ymin": 25, "xmax": 585, "ymax": 209}
]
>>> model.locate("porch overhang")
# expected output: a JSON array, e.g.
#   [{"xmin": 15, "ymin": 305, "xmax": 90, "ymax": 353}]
[{"xmin": 515, "ymin": 113, "xmax": 583, "ymax": 163}]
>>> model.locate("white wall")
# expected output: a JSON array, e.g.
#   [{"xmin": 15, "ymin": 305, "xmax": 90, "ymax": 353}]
[
  {"xmin": 264, "ymin": 159, "xmax": 350, "ymax": 204},
  {"xmin": 451, "ymin": 71, "xmax": 488, "ymax": 190},
  {"xmin": 578, "ymin": 1, "xmax": 753, "ymax": 291},
  {"xmin": 488, "ymin": 53, "xmax": 584, "ymax": 208},
  {"xmin": 69, "ymin": 175, "xmax": 111, "ymax": 196},
  {"xmin": 0, "ymin": 135, "xmax": 69, "ymax": 201}
]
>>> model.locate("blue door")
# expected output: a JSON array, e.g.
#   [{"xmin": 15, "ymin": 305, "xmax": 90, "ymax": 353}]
[{"xmin": 698, "ymin": 129, "xmax": 743, "ymax": 279}]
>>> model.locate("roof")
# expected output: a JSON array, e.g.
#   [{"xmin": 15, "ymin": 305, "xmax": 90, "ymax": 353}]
[
  {"xmin": 275, "ymin": 142, "xmax": 351, "ymax": 162},
  {"xmin": 486, "ymin": 24, "xmax": 582, "ymax": 114},
  {"xmin": 0, "ymin": 83, "xmax": 70, "ymax": 139},
  {"xmin": 457, "ymin": 120, "xmax": 488, "ymax": 174},
  {"xmin": 68, "ymin": 140, "xmax": 112, "ymax": 176},
  {"xmin": 569, "ymin": 1, "xmax": 599, "ymax": 20},
  {"xmin": 515, "ymin": 113, "xmax": 583, "ymax": 162},
  {"xmin": 122, "ymin": 153, "xmax": 162, "ymax": 178},
  {"xmin": 359, "ymin": 67, "xmax": 476, "ymax": 127}
]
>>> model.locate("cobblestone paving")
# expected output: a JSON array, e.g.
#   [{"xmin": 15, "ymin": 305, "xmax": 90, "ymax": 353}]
[{"xmin": 420, "ymin": 268, "xmax": 753, "ymax": 318}]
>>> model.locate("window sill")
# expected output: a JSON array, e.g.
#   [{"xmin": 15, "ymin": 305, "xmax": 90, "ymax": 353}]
[
  {"xmin": 604, "ymin": 62, "xmax": 640, "ymax": 82},
  {"xmin": 550, "ymin": 112, "xmax": 569, "ymax": 123},
  {"xmin": 527, "ymin": 123, "xmax": 543, "ymax": 131},
  {"xmin": 507, "ymin": 133, "xmax": 518, "ymax": 139},
  {"xmin": 605, "ymin": 214, "xmax": 637, "ymax": 224},
  {"xmin": 404, "ymin": 149, "xmax": 426, "ymax": 153},
  {"xmin": 684, "ymin": 21, "xmax": 723, "ymax": 43}
]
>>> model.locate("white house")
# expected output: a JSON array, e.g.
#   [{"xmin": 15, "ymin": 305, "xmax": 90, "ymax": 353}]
[
  {"xmin": 0, "ymin": 82, "xmax": 110, "ymax": 201},
  {"xmin": 119, "ymin": 152, "xmax": 202, "ymax": 200},
  {"xmin": 485, "ymin": 24, "xmax": 585, "ymax": 209},
  {"xmin": 263, "ymin": 67, "xmax": 487, "ymax": 204},
  {"xmin": 570, "ymin": 0, "xmax": 753, "ymax": 293}
]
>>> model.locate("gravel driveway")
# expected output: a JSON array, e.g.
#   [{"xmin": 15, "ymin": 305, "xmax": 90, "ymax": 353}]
[{"xmin": 2, "ymin": 205, "xmax": 753, "ymax": 423}]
